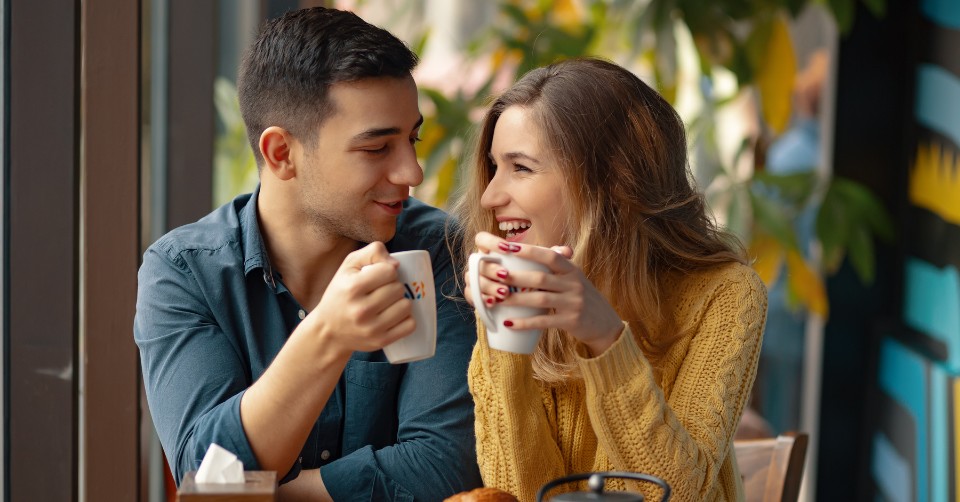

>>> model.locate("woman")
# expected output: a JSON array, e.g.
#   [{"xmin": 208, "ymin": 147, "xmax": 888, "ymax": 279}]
[{"xmin": 452, "ymin": 57, "xmax": 767, "ymax": 501}]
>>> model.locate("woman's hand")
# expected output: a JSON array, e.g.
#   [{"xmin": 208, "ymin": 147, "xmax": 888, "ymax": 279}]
[
  {"xmin": 463, "ymin": 232, "xmax": 508, "ymax": 308},
  {"xmin": 468, "ymin": 232, "xmax": 624, "ymax": 356}
]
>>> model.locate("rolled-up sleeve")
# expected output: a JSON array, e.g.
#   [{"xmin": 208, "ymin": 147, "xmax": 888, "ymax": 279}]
[
  {"xmin": 321, "ymin": 243, "xmax": 482, "ymax": 500},
  {"xmin": 134, "ymin": 244, "xmax": 262, "ymax": 484}
]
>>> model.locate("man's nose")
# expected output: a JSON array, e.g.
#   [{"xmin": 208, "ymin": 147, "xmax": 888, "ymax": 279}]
[{"xmin": 390, "ymin": 147, "xmax": 424, "ymax": 187}]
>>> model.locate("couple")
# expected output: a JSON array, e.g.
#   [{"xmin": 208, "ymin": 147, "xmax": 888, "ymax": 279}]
[{"xmin": 134, "ymin": 6, "xmax": 766, "ymax": 502}]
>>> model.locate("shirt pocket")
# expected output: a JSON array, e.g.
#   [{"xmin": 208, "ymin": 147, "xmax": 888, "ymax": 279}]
[{"xmin": 342, "ymin": 359, "xmax": 403, "ymax": 453}]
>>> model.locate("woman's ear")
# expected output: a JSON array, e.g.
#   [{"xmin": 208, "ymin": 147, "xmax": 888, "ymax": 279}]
[{"xmin": 259, "ymin": 126, "xmax": 297, "ymax": 181}]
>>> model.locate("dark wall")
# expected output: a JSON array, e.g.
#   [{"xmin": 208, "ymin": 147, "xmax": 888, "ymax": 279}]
[{"xmin": 819, "ymin": 1, "xmax": 916, "ymax": 500}]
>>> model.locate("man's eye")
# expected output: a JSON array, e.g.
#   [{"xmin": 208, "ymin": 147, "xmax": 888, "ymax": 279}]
[
  {"xmin": 364, "ymin": 145, "xmax": 388, "ymax": 154},
  {"xmin": 410, "ymin": 136, "xmax": 422, "ymax": 145}
]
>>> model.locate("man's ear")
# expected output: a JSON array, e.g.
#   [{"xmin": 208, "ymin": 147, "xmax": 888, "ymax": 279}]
[{"xmin": 259, "ymin": 126, "xmax": 298, "ymax": 181}]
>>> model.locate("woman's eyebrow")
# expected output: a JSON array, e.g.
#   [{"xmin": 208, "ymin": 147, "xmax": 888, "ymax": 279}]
[{"xmin": 502, "ymin": 151, "xmax": 540, "ymax": 164}]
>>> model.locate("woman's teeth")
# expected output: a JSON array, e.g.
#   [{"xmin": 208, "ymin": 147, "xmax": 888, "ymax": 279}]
[{"xmin": 499, "ymin": 221, "xmax": 530, "ymax": 238}]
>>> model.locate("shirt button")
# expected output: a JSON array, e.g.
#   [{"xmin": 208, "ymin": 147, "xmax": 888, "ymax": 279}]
[
  {"xmin": 298, "ymin": 309, "xmax": 306, "ymax": 320},
  {"xmin": 299, "ymin": 456, "xmax": 303, "ymax": 464},
  {"xmin": 320, "ymin": 450, "xmax": 331, "ymax": 460}
]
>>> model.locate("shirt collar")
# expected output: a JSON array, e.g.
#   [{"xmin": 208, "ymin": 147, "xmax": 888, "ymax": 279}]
[{"xmin": 239, "ymin": 184, "xmax": 279, "ymax": 289}]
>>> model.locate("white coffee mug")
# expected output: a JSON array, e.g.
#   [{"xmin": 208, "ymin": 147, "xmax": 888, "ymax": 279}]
[
  {"xmin": 383, "ymin": 250, "xmax": 437, "ymax": 364},
  {"xmin": 468, "ymin": 252, "xmax": 549, "ymax": 354}
]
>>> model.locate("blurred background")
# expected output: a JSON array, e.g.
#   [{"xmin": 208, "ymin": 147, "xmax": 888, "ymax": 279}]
[{"xmin": 3, "ymin": 0, "xmax": 957, "ymax": 500}]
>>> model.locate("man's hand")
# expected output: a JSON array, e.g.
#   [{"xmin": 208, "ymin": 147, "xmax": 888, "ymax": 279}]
[
  {"xmin": 306, "ymin": 241, "xmax": 416, "ymax": 355},
  {"xmin": 241, "ymin": 242, "xmax": 416, "ymax": 475}
]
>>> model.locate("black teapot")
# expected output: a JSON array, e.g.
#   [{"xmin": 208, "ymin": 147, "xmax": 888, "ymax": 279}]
[{"xmin": 536, "ymin": 471, "xmax": 671, "ymax": 502}]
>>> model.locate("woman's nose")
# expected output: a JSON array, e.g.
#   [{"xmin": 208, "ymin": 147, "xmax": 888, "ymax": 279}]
[{"xmin": 480, "ymin": 173, "xmax": 508, "ymax": 209}]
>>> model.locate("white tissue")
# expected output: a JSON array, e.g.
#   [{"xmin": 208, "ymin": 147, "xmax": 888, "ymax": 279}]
[{"xmin": 195, "ymin": 443, "xmax": 245, "ymax": 484}]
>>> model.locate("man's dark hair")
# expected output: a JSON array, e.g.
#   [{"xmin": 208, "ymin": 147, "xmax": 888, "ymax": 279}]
[{"xmin": 237, "ymin": 7, "xmax": 419, "ymax": 166}]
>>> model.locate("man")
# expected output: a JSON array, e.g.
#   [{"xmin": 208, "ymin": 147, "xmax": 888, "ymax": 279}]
[{"xmin": 135, "ymin": 7, "xmax": 481, "ymax": 500}]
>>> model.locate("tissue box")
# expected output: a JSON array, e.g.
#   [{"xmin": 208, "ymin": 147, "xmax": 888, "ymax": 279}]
[{"xmin": 177, "ymin": 471, "xmax": 276, "ymax": 502}]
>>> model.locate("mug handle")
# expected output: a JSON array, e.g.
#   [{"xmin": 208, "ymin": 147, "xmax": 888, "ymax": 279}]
[{"xmin": 468, "ymin": 252, "xmax": 502, "ymax": 331}]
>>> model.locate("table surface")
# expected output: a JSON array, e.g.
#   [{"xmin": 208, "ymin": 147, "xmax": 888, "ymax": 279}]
[{"xmin": 178, "ymin": 470, "xmax": 277, "ymax": 500}]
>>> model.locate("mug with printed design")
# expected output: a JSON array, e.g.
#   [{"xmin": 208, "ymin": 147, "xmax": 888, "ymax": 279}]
[
  {"xmin": 383, "ymin": 250, "xmax": 437, "ymax": 364},
  {"xmin": 468, "ymin": 252, "xmax": 549, "ymax": 354}
]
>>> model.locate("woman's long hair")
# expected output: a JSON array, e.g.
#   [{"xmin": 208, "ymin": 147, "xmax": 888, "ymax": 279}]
[{"xmin": 450, "ymin": 57, "xmax": 745, "ymax": 384}]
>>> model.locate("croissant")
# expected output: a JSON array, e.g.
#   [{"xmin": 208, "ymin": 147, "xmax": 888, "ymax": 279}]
[{"xmin": 444, "ymin": 487, "xmax": 520, "ymax": 502}]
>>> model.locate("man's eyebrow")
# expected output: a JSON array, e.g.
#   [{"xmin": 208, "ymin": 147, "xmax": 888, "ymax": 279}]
[{"xmin": 352, "ymin": 115, "xmax": 425, "ymax": 142}]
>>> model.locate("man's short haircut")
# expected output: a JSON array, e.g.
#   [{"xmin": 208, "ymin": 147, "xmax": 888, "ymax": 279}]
[{"xmin": 237, "ymin": 7, "xmax": 419, "ymax": 166}]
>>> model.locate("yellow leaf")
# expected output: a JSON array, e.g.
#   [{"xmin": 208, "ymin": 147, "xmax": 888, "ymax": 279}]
[
  {"xmin": 553, "ymin": 0, "xmax": 581, "ymax": 32},
  {"xmin": 754, "ymin": 16, "xmax": 796, "ymax": 134},
  {"xmin": 418, "ymin": 123, "xmax": 446, "ymax": 158},
  {"xmin": 785, "ymin": 250, "xmax": 828, "ymax": 318},
  {"xmin": 433, "ymin": 156, "xmax": 459, "ymax": 208},
  {"xmin": 748, "ymin": 235, "xmax": 784, "ymax": 286},
  {"xmin": 492, "ymin": 47, "xmax": 508, "ymax": 70}
]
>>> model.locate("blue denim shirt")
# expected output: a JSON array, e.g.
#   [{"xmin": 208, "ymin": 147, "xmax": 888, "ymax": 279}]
[{"xmin": 134, "ymin": 189, "xmax": 481, "ymax": 501}]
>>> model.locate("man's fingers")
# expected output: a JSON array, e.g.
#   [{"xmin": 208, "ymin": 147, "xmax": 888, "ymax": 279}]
[
  {"xmin": 364, "ymin": 281, "xmax": 407, "ymax": 312},
  {"xmin": 345, "ymin": 241, "xmax": 396, "ymax": 271},
  {"xmin": 375, "ymin": 298, "xmax": 415, "ymax": 334},
  {"xmin": 382, "ymin": 316, "xmax": 417, "ymax": 343}
]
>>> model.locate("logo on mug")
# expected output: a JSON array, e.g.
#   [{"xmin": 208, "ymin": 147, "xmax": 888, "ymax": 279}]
[
  {"xmin": 508, "ymin": 285, "xmax": 536, "ymax": 293},
  {"xmin": 404, "ymin": 281, "xmax": 427, "ymax": 300}
]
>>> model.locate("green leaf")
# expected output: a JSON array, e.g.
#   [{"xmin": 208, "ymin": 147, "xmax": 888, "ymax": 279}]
[
  {"xmin": 828, "ymin": 0, "xmax": 856, "ymax": 33},
  {"xmin": 500, "ymin": 4, "xmax": 529, "ymax": 25},
  {"xmin": 726, "ymin": 185, "xmax": 753, "ymax": 240},
  {"xmin": 750, "ymin": 190, "xmax": 800, "ymax": 250},
  {"xmin": 861, "ymin": 0, "xmax": 886, "ymax": 18},
  {"xmin": 727, "ymin": 40, "xmax": 754, "ymax": 85},
  {"xmin": 846, "ymin": 224, "xmax": 876, "ymax": 285},
  {"xmin": 816, "ymin": 182, "xmax": 848, "ymax": 262},
  {"xmin": 411, "ymin": 29, "xmax": 430, "ymax": 58},
  {"xmin": 752, "ymin": 171, "xmax": 818, "ymax": 207},
  {"xmin": 650, "ymin": 0, "xmax": 673, "ymax": 31},
  {"xmin": 831, "ymin": 177, "xmax": 895, "ymax": 242},
  {"xmin": 783, "ymin": 0, "xmax": 808, "ymax": 17}
]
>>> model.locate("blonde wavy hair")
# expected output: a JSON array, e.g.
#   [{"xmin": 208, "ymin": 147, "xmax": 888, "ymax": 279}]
[{"xmin": 449, "ymin": 57, "xmax": 745, "ymax": 384}]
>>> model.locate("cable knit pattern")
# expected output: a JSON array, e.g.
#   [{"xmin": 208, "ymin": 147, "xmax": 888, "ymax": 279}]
[{"xmin": 468, "ymin": 262, "xmax": 767, "ymax": 502}]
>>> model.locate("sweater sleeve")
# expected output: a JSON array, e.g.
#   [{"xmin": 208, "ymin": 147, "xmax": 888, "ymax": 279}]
[
  {"xmin": 576, "ymin": 267, "xmax": 767, "ymax": 501},
  {"xmin": 468, "ymin": 322, "xmax": 567, "ymax": 501}
]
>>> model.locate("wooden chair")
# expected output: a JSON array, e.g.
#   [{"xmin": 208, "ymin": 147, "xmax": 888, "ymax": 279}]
[{"xmin": 734, "ymin": 431, "xmax": 808, "ymax": 502}]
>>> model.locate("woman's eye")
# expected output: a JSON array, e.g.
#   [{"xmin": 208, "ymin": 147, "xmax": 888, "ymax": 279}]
[{"xmin": 514, "ymin": 164, "xmax": 532, "ymax": 173}]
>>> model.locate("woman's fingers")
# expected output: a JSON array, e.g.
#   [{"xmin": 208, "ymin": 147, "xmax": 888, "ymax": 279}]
[
  {"xmin": 499, "ymin": 242, "xmax": 577, "ymax": 275},
  {"xmin": 490, "ymin": 266, "xmax": 574, "ymax": 295},
  {"xmin": 495, "ymin": 289, "xmax": 581, "ymax": 311},
  {"xmin": 474, "ymin": 231, "xmax": 505, "ymax": 254},
  {"xmin": 464, "ymin": 260, "xmax": 511, "ymax": 307}
]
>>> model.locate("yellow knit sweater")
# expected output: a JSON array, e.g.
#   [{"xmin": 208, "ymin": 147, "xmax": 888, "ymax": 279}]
[{"xmin": 468, "ymin": 262, "xmax": 767, "ymax": 502}]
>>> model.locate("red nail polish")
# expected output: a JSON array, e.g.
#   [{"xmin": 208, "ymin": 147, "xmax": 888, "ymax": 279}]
[
  {"xmin": 496, "ymin": 269, "xmax": 509, "ymax": 278},
  {"xmin": 503, "ymin": 320, "xmax": 514, "ymax": 327},
  {"xmin": 486, "ymin": 297, "xmax": 494, "ymax": 305},
  {"xmin": 509, "ymin": 243, "xmax": 521, "ymax": 252},
  {"xmin": 498, "ymin": 242, "xmax": 511, "ymax": 252},
  {"xmin": 495, "ymin": 297, "xmax": 503, "ymax": 303},
  {"xmin": 497, "ymin": 287, "xmax": 508, "ymax": 296}
]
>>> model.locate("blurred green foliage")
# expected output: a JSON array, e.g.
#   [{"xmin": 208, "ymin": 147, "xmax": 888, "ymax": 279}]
[
  {"xmin": 414, "ymin": 0, "xmax": 891, "ymax": 316},
  {"xmin": 212, "ymin": 0, "xmax": 892, "ymax": 316}
]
